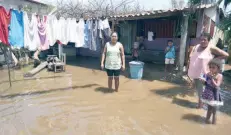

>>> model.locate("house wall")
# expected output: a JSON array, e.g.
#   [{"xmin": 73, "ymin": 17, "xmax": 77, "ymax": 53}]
[
  {"xmin": 196, "ymin": 6, "xmax": 220, "ymax": 38},
  {"xmin": 144, "ymin": 19, "xmax": 176, "ymax": 38},
  {"xmin": 204, "ymin": 6, "xmax": 218, "ymax": 22},
  {"xmin": 196, "ymin": 10, "xmax": 204, "ymax": 38},
  {"xmin": 138, "ymin": 38, "xmax": 200, "ymax": 63},
  {"xmin": 0, "ymin": 0, "xmax": 50, "ymax": 14}
]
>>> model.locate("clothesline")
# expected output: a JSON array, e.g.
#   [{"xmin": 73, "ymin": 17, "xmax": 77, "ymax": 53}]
[{"xmin": 0, "ymin": 5, "xmax": 112, "ymax": 54}]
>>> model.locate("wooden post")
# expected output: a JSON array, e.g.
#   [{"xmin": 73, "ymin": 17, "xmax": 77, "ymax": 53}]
[
  {"xmin": 58, "ymin": 44, "xmax": 63, "ymax": 59},
  {"xmin": 111, "ymin": 19, "xmax": 115, "ymax": 32},
  {"xmin": 1, "ymin": 45, "xmax": 12, "ymax": 87},
  {"xmin": 178, "ymin": 12, "xmax": 189, "ymax": 75}
]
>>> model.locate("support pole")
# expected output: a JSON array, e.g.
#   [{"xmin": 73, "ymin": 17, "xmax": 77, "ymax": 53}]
[
  {"xmin": 58, "ymin": 44, "xmax": 63, "ymax": 59},
  {"xmin": 111, "ymin": 19, "xmax": 115, "ymax": 32},
  {"xmin": 178, "ymin": 12, "xmax": 189, "ymax": 75},
  {"xmin": 0, "ymin": 43, "xmax": 12, "ymax": 87}
]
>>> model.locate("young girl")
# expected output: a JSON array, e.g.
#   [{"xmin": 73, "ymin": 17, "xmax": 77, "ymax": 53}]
[
  {"xmin": 132, "ymin": 38, "xmax": 140, "ymax": 61},
  {"xmin": 200, "ymin": 58, "xmax": 224, "ymax": 124}
]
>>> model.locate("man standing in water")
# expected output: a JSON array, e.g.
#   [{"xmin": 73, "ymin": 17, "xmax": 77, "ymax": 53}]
[
  {"xmin": 101, "ymin": 32, "xmax": 125, "ymax": 92},
  {"xmin": 188, "ymin": 33, "xmax": 229, "ymax": 108}
]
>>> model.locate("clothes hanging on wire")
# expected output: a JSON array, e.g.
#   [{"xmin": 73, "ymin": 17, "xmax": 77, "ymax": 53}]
[
  {"xmin": 23, "ymin": 12, "xmax": 40, "ymax": 51},
  {"xmin": 101, "ymin": 18, "xmax": 111, "ymax": 46},
  {"xmin": 83, "ymin": 20, "xmax": 90, "ymax": 48},
  {"xmin": 102, "ymin": 18, "xmax": 110, "ymax": 29},
  {"xmin": 67, "ymin": 18, "xmax": 78, "ymax": 43},
  {"xmin": 9, "ymin": 9, "xmax": 24, "ymax": 48},
  {"xmin": 58, "ymin": 17, "xmax": 68, "ymax": 45},
  {"xmin": 98, "ymin": 19, "xmax": 103, "ymax": 39},
  {"xmin": 76, "ymin": 19, "xmax": 85, "ymax": 48},
  {"xmin": 47, "ymin": 15, "xmax": 58, "ymax": 46},
  {"xmin": 37, "ymin": 15, "xmax": 49, "ymax": 50},
  {"xmin": 96, "ymin": 20, "xmax": 102, "ymax": 52},
  {"xmin": 89, "ymin": 20, "xmax": 97, "ymax": 51},
  {"xmin": 0, "ymin": 6, "xmax": 11, "ymax": 45}
]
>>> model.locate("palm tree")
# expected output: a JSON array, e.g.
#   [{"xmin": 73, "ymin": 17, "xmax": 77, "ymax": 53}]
[
  {"xmin": 222, "ymin": 0, "xmax": 231, "ymax": 62},
  {"xmin": 224, "ymin": 0, "xmax": 231, "ymax": 8}
]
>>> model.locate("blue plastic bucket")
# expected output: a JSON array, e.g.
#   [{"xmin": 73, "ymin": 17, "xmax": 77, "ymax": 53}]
[{"xmin": 129, "ymin": 61, "xmax": 144, "ymax": 79}]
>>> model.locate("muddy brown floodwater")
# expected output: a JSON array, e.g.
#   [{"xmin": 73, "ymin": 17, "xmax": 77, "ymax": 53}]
[{"xmin": 0, "ymin": 58, "xmax": 231, "ymax": 135}]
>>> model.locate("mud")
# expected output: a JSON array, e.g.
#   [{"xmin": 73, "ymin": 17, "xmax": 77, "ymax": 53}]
[{"xmin": 0, "ymin": 57, "xmax": 231, "ymax": 135}]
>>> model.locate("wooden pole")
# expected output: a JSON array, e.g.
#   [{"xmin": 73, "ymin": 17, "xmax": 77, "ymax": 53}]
[
  {"xmin": 0, "ymin": 43, "xmax": 12, "ymax": 87},
  {"xmin": 178, "ymin": 12, "xmax": 189, "ymax": 75},
  {"xmin": 111, "ymin": 19, "xmax": 115, "ymax": 32}
]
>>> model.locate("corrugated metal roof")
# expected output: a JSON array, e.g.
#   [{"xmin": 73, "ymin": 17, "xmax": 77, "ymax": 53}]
[
  {"xmin": 109, "ymin": 4, "xmax": 216, "ymax": 19},
  {"xmin": 24, "ymin": 0, "xmax": 50, "ymax": 5}
]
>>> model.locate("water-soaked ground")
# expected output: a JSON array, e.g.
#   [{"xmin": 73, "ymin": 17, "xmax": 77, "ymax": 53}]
[{"xmin": 0, "ymin": 57, "xmax": 231, "ymax": 135}]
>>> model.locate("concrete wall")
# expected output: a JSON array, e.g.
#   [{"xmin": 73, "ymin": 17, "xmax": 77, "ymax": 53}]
[
  {"xmin": 196, "ymin": 10, "xmax": 204, "ymax": 38},
  {"xmin": 138, "ymin": 38, "xmax": 200, "ymax": 63},
  {"xmin": 196, "ymin": 6, "xmax": 221, "ymax": 39},
  {"xmin": 204, "ymin": 6, "xmax": 218, "ymax": 22},
  {"xmin": 0, "ymin": 0, "xmax": 50, "ymax": 14}
]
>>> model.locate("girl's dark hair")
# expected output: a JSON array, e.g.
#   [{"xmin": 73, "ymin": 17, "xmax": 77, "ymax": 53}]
[
  {"xmin": 208, "ymin": 58, "xmax": 222, "ymax": 69},
  {"xmin": 167, "ymin": 40, "xmax": 173, "ymax": 43}
]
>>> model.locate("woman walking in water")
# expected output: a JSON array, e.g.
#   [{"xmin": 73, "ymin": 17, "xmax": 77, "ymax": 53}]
[
  {"xmin": 188, "ymin": 33, "xmax": 229, "ymax": 108},
  {"xmin": 101, "ymin": 32, "xmax": 125, "ymax": 92}
]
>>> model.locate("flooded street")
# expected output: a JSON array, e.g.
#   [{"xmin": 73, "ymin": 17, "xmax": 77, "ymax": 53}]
[{"xmin": 0, "ymin": 58, "xmax": 231, "ymax": 135}]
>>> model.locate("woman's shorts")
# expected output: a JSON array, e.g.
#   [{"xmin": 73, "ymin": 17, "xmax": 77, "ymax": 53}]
[{"xmin": 106, "ymin": 69, "xmax": 121, "ymax": 77}]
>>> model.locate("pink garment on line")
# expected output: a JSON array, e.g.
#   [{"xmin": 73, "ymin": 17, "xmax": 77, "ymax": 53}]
[
  {"xmin": 37, "ymin": 15, "xmax": 49, "ymax": 50},
  {"xmin": 188, "ymin": 44, "xmax": 213, "ymax": 79}
]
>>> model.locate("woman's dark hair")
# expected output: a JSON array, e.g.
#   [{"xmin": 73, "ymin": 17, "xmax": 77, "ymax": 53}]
[
  {"xmin": 111, "ymin": 32, "xmax": 118, "ymax": 36},
  {"xmin": 201, "ymin": 33, "xmax": 212, "ymax": 41},
  {"xmin": 216, "ymin": 38, "xmax": 224, "ymax": 49}
]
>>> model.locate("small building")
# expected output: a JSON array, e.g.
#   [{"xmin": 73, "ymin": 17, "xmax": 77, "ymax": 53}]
[
  {"xmin": 108, "ymin": 4, "xmax": 224, "ymax": 64},
  {"xmin": 0, "ymin": 0, "xmax": 55, "ymax": 64},
  {"xmin": 0, "ymin": 0, "xmax": 53, "ymax": 14}
]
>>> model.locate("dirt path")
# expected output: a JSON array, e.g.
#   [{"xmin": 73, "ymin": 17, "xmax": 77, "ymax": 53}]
[{"xmin": 0, "ymin": 61, "xmax": 231, "ymax": 135}]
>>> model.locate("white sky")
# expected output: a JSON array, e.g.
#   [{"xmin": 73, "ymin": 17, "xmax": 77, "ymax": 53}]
[
  {"xmin": 46, "ymin": 0, "xmax": 186, "ymax": 9},
  {"xmin": 44, "ymin": 0, "xmax": 231, "ymax": 11}
]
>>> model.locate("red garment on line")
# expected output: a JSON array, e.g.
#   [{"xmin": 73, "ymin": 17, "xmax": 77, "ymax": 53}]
[{"xmin": 0, "ymin": 6, "xmax": 11, "ymax": 45}]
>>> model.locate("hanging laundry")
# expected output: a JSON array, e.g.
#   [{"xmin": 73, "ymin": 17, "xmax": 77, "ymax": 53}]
[
  {"xmin": 89, "ymin": 20, "xmax": 97, "ymax": 51},
  {"xmin": 102, "ymin": 18, "xmax": 110, "ymax": 29},
  {"xmin": 58, "ymin": 17, "xmax": 68, "ymax": 45},
  {"xmin": 76, "ymin": 19, "xmax": 85, "ymax": 48},
  {"xmin": 66, "ymin": 18, "xmax": 72, "ymax": 43},
  {"xmin": 67, "ymin": 18, "xmax": 78, "ymax": 43},
  {"xmin": 83, "ymin": 20, "xmax": 90, "ymax": 48},
  {"xmin": 101, "ymin": 18, "xmax": 111, "ymax": 45},
  {"xmin": 9, "ymin": 9, "xmax": 24, "ymax": 48},
  {"xmin": 98, "ymin": 19, "xmax": 104, "ymax": 39},
  {"xmin": 24, "ymin": 12, "xmax": 40, "ymax": 51},
  {"xmin": 37, "ymin": 15, "xmax": 49, "ymax": 50},
  {"xmin": 148, "ymin": 31, "xmax": 153, "ymax": 41},
  {"xmin": 47, "ymin": 15, "xmax": 58, "ymax": 46},
  {"xmin": 0, "ymin": 6, "xmax": 11, "ymax": 45},
  {"xmin": 96, "ymin": 20, "xmax": 102, "ymax": 51}
]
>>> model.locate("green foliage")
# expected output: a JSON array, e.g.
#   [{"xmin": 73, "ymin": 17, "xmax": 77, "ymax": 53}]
[
  {"xmin": 188, "ymin": 0, "xmax": 201, "ymax": 5},
  {"xmin": 23, "ymin": 5, "xmax": 33, "ymax": 12},
  {"xmin": 224, "ymin": 0, "xmax": 231, "ymax": 8}
]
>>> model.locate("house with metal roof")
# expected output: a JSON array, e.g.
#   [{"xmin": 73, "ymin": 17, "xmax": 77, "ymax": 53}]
[{"xmin": 104, "ymin": 4, "xmax": 224, "ymax": 64}]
